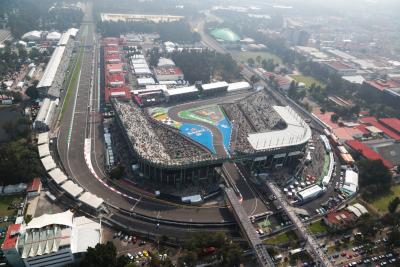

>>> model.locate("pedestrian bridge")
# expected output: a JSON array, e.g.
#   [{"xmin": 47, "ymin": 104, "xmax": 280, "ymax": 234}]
[{"xmin": 224, "ymin": 187, "xmax": 275, "ymax": 267}]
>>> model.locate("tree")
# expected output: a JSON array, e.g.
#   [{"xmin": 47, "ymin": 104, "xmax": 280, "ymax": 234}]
[
  {"xmin": 79, "ymin": 242, "xmax": 128, "ymax": 267},
  {"xmin": 359, "ymin": 159, "xmax": 392, "ymax": 199},
  {"xmin": 247, "ymin": 58, "xmax": 255, "ymax": 67},
  {"xmin": 255, "ymin": 55, "xmax": 262, "ymax": 65},
  {"xmin": 387, "ymin": 228, "xmax": 400, "ymax": 248},
  {"xmin": 109, "ymin": 164, "xmax": 125, "ymax": 180},
  {"xmin": 0, "ymin": 139, "xmax": 43, "ymax": 185},
  {"xmin": 388, "ymin": 197, "xmax": 400, "ymax": 214},
  {"xmin": 26, "ymin": 81, "xmax": 39, "ymax": 99},
  {"xmin": 330, "ymin": 113, "xmax": 339, "ymax": 122},
  {"xmin": 250, "ymin": 75, "xmax": 260, "ymax": 84}
]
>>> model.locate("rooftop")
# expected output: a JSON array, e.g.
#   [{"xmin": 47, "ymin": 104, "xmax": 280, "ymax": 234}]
[
  {"xmin": 345, "ymin": 139, "xmax": 393, "ymax": 169},
  {"xmin": 359, "ymin": 117, "xmax": 400, "ymax": 140},
  {"xmin": 154, "ymin": 66, "xmax": 183, "ymax": 76},
  {"xmin": 379, "ymin": 118, "xmax": 400, "ymax": 134},
  {"xmin": 27, "ymin": 178, "xmax": 41, "ymax": 193},
  {"xmin": 324, "ymin": 60, "xmax": 355, "ymax": 70},
  {"xmin": 364, "ymin": 79, "xmax": 400, "ymax": 91},
  {"xmin": 1, "ymin": 224, "xmax": 21, "ymax": 250}
]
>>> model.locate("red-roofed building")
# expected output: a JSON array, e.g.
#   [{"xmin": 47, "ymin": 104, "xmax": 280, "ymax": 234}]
[
  {"xmin": 1, "ymin": 224, "xmax": 24, "ymax": 267},
  {"xmin": 345, "ymin": 140, "xmax": 393, "ymax": 169},
  {"xmin": 27, "ymin": 178, "xmax": 42, "ymax": 197},
  {"xmin": 106, "ymin": 73, "xmax": 125, "ymax": 87},
  {"xmin": 379, "ymin": 118, "xmax": 400, "ymax": 136},
  {"xmin": 106, "ymin": 63, "xmax": 123, "ymax": 74},
  {"xmin": 324, "ymin": 60, "xmax": 357, "ymax": 76},
  {"xmin": 105, "ymin": 86, "xmax": 131, "ymax": 103},
  {"xmin": 104, "ymin": 46, "xmax": 119, "ymax": 55},
  {"xmin": 105, "ymin": 53, "xmax": 121, "ymax": 63},
  {"xmin": 154, "ymin": 66, "xmax": 184, "ymax": 81},
  {"xmin": 103, "ymin": 37, "xmax": 121, "ymax": 46},
  {"xmin": 323, "ymin": 210, "xmax": 356, "ymax": 229},
  {"xmin": 359, "ymin": 117, "xmax": 400, "ymax": 140},
  {"xmin": 360, "ymin": 79, "xmax": 400, "ymax": 110}
]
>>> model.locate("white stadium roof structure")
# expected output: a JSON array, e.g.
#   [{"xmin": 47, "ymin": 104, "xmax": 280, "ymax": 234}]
[
  {"xmin": 201, "ymin": 81, "xmax": 229, "ymax": 91},
  {"xmin": 71, "ymin": 216, "xmax": 101, "ymax": 253},
  {"xmin": 247, "ymin": 106, "xmax": 312, "ymax": 151},
  {"xmin": 24, "ymin": 210, "xmax": 74, "ymax": 230},
  {"xmin": 46, "ymin": 31, "xmax": 61, "ymax": 40},
  {"xmin": 22, "ymin": 30, "xmax": 42, "ymax": 40},
  {"xmin": 38, "ymin": 143, "xmax": 50, "ymax": 158},
  {"xmin": 227, "ymin": 81, "xmax": 251, "ymax": 91},
  {"xmin": 78, "ymin": 192, "xmax": 104, "ymax": 209},
  {"xmin": 37, "ymin": 132, "xmax": 49, "ymax": 145},
  {"xmin": 61, "ymin": 180, "xmax": 84, "ymax": 198},
  {"xmin": 347, "ymin": 205, "xmax": 362, "ymax": 217},
  {"xmin": 165, "ymin": 86, "xmax": 198, "ymax": 96},
  {"xmin": 353, "ymin": 203, "xmax": 368, "ymax": 214},
  {"xmin": 37, "ymin": 46, "xmax": 66, "ymax": 88},
  {"xmin": 41, "ymin": 155, "xmax": 56, "ymax": 171},
  {"xmin": 48, "ymin": 168, "xmax": 68, "ymax": 185}
]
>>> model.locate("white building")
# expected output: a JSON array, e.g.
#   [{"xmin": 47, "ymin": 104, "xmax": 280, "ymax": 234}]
[
  {"xmin": 22, "ymin": 31, "xmax": 42, "ymax": 41},
  {"xmin": 1, "ymin": 210, "xmax": 101, "ymax": 267}
]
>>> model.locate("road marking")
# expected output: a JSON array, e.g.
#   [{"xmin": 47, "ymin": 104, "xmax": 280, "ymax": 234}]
[
  {"xmin": 67, "ymin": 68, "xmax": 82, "ymax": 150},
  {"xmin": 130, "ymin": 196, "xmax": 142, "ymax": 211}
]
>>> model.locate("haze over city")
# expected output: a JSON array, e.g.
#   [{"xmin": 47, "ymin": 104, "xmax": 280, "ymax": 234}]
[{"xmin": 0, "ymin": 0, "xmax": 399, "ymax": 266}]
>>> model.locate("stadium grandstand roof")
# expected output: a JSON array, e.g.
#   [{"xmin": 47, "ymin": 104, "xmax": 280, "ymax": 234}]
[
  {"xmin": 37, "ymin": 46, "xmax": 66, "ymax": 88},
  {"xmin": 48, "ymin": 168, "xmax": 68, "ymax": 184},
  {"xmin": 165, "ymin": 86, "xmax": 198, "ymax": 96},
  {"xmin": 58, "ymin": 28, "xmax": 78, "ymax": 46},
  {"xmin": 324, "ymin": 60, "xmax": 355, "ymax": 70},
  {"xmin": 24, "ymin": 210, "xmax": 74, "ymax": 230},
  {"xmin": 61, "ymin": 180, "xmax": 84, "ymax": 198},
  {"xmin": 202, "ymin": 81, "xmax": 229, "ymax": 91},
  {"xmin": 38, "ymin": 143, "xmax": 50, "ymax": 158},
  {"xmin": 41, "ymin": 155, "xmax": 56, "ymax": 171},
  {"xmin": 247, "ymin": 106, "xmax": 312, "ymax": 151},
  {"xmin": 37, "ymin": 132, "xmax": 49, "ymax": 145},
  {"xmin": 78, "ymin": 192, "xmax": 104, "ymax": 209},
  {"xmin": 345, "ymin": 139, "xmax": 393, "ymax": 168},
  {"xmin": 227, "ymin": 81, "xmax": 251, "ymax": 91}
]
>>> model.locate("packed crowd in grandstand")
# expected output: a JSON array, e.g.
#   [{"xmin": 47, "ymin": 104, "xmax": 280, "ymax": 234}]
[
  {"xmin": 223, "ymin": 91, "xmax": 286, "ymax": 154},
  {"xmin": 113, "ymin": 99, "xmax": 218, "ymax": 166}
]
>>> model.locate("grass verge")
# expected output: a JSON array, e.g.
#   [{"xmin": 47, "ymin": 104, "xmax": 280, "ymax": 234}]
[
  {"xmin": 59, "ymin": 46, "xmax": 84, "ymax": 119},
  {"xmin": 290, "ymin": 74, "xmax": 326, "ymax": 89},
  {"xmin": 370, "ymin": 185, "xmax": 400, "ymax": 213},
  {"xmin": 264, "ymin": 230, "xmax": 298, "ymax": 245}
]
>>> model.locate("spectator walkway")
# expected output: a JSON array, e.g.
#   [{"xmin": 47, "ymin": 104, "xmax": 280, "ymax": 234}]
[
  {"xmin": 224, "ymin": 187, "xmax": 275, "ymax": 267},
  {"xmin": 266, "ymin": 182, "xmax": 332, "ymax": 267}
]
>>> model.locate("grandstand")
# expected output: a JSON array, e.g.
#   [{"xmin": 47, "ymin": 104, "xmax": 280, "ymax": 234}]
[{"xmin": 112, "ymin": 99, "xmax": 224, "ymax": 184}]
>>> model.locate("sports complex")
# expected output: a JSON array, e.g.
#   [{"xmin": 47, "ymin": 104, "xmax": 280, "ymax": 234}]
[{"xmin": 112, "ymin": 89, "xmax": 312, "ymax": 187}]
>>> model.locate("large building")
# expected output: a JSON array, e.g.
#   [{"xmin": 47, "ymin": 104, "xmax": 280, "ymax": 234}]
[
  {"xmin": 360, "ymin": 79, "xmax": 400, "ymax": 110},
  {"xmin": 1, "ymin": 211, "xmax": 101, "ymax": 267},
  {"xmin": 154, "ymin": 66, "xmax": 184, "ymax": 81},
  {"xmin": 112, "ymin": 90, "xmax": 311, "ymax": 185},
  {"xmin": 100, "ymin": 13, "xmax": 184, "ymax": 23}
]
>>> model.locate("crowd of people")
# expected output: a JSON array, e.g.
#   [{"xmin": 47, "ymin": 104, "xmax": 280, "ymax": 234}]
[
  {"xmin": 223, "ymin": 91, "xmax": 286, "ymax": 154},
  {"xmin": 113, "ymin": 99, "xmax": 217, "ymax": 166},
  {"xmin": 46, "ymin": 36, "xmax": 75, "ymax": 98}
]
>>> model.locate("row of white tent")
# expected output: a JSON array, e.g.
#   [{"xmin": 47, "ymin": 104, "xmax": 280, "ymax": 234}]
[{"xmin": 37, "ymin": 132, "xmax": 104, "ymax": 210}]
